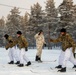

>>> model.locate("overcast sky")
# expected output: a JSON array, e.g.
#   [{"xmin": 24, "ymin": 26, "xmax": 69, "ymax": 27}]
[{"xmin": 0, "ymin": 0, "xmax": 76, "ymax": 18}]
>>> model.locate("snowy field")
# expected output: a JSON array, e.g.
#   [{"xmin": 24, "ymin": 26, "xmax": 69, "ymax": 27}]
[{"xmin": 0, "ymin": 47, "xmax": 76, "ymax": 75}]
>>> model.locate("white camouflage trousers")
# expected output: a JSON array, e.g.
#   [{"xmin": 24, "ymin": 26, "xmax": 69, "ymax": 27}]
[
  {"xmin": 8, "ymin": 46, "xmax": 20, "ymax": 62},
  {"xmin": 59, "ymin": 48, "xmax": 76, "ymax": 68},
  {"xmin": 36, "ymin": 44, "xmax": 43, "ymax": 58},
  {"xmin": 19, "ymin": 48, "xmax": 29, "ymax": 64}
]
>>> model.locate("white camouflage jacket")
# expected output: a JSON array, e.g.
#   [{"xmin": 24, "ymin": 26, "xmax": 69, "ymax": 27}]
[{"xmin": 34, "ymin": 33, "xmax": 45, "ymax": 46}]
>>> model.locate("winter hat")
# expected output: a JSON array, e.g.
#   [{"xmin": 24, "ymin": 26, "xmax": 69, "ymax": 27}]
[
  {"xmin": 17, "ymin": 31, "xmax": 22, "ymax": 35},
  {"xmin": 39, "ymin": 30, "xmax": 43, "ymax": 33},
  {"xmin": 60, "ymin": 28, "xmax": 66, "ymax": 32},
  {"xmin": 4, "ymin": 34, "xmax": 9, "ymax": 39}
]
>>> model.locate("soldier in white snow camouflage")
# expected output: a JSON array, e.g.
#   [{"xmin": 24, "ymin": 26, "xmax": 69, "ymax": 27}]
[{"xmin": 34, "ymin": 30, "xmax": 46, "ymax": 62}]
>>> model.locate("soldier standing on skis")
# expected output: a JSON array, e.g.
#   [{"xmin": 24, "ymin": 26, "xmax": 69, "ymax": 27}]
[
  {"xmin": 16, "ymin": 31, "xmax": 31, "ymax": 67},
  {"xmin": 4, "ymin": 34, "xmax": 20, "ymax": 64},
  {"xmin": 34, "ymin": 30, "xmax": 46, "ymax": 62},
  {"xmin": 49, "ymin": 28, "xmax": 76, "ymax": 72}
]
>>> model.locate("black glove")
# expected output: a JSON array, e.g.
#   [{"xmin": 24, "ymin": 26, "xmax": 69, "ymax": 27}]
[
  {"xmin": 38, "ymin": 32, "xmax": 41, "ymax": 35},
  {"xmin": 9, "ymin": 40, "xmax": 13, "ymax": 43},
  {"xmin": 25, "ymin": 47, "xmax": 28, "ymax": 51},
  {"xmin": 17, "ymin": 44, "xmax": 19, "ymax": 48},
  {"xmin": 6, "ymin": 48, "xmax": 8, "ymax": 50},
  {"xmin": 44, "ymin": 44, "xmax": 47, "ymax": 47},
  {"xmin": 73, "ymin": 53, "xmax": 75, "ymax": 58}
]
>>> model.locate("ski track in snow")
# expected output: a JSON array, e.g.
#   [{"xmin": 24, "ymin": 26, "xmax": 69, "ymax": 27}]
[{"xmin": 0, "ymin": 48, "xmax": 76, "ymax": 75}]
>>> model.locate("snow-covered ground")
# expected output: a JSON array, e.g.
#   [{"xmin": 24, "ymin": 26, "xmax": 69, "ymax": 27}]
[{"xmin": 0, "ymin": 47, "xmax": 76, "ymax": 75}]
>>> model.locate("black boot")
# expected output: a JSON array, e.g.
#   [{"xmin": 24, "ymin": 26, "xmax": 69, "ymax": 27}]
[
  {"xmin": 55, "ymin": 65, "xmax": 62, "ymax": 68},
  {"xmin": 26, "ymin": 61, "xmax": 31, "ymax": 66},
  {"xmin": 58, "ymin": 67, "xmax": 66, "ymax": 72},
  {"xmin": 73, "ymin": 65, "xmax": 76, "ymax": 68},
  {"xmin": 18, "ymin": 64, "xmax": 24, "ymax": 67},
  {"xmin": 35, "ymin": 56, "xmax": 39, "ymax": 61},
  {"xmin": 8, "ymin": 61, "xmax": 14, "ymax": 64},
  {"xmin": 15, "ymin": 61, "xmax": 20, "ymax": 64},
  {"xmin": 38, "ymin": 58, "xmax": 42, "ymax": 62}
]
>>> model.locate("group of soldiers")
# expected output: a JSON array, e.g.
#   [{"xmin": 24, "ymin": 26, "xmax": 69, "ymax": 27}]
[
  {"xmin": 3, "ymin": 28, "xmax": 76, "ymax": 72},
  {"xmin": 50, "ymin": 28, "xmax": 76, "ymax": 72},
  {"xmin": 4, "ymin": 31, "xmax": 31, "ymax": 67}
]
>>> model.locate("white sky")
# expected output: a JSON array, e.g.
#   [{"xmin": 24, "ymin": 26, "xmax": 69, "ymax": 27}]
[{"xmin": 0, "ymin": 0, "xmax": 76, "ymax": 18}]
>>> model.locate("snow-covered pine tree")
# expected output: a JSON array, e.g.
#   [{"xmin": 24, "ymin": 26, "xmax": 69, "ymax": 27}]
[
  {"xmin": 27, "ymin": 2, "xmax": 43, "ymax": 47},
  {"xmin": 70, "ymin": 5, "xmax": 76, "ymax": 39},
  {"xmin": 0, "ymin": 17, "xmax": 6, "ymax": 46},
  {"xmin": 21, "ymin": 12, "xmax": 29, "ymax": 36},
  {"xmin": 45, "ymin": 0, "xmax": 58, "ymax": 48},
  {"xmin": 58, "ymin": 0, "xmax": 75, "ymax": 36},
  {"xmin": 6, "ymin": 7, "xmax": 23, "ymax": 36}
]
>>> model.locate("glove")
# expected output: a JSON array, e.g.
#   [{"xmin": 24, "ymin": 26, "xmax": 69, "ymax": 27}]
[
  {"xmin": 6, "ymin": 48, "xmax": 8, "ymax": 50},
  {"xmin": 73, "ymin": 53, "xmax": 75, "ymax": 58},
  {"xmin": 9, "ymin": 40, "xmax": 13, "ymax": 43},
  {"xmin": 17, "ymin": 44, "xmax": 19, "ymax": 48},
  {"xmin": 44, "ymin": 44, "xmax": 47, "ymax": 47},
  {"xmin": 25, "ymin": 47, "xmax": 28, "ymax": 51},
  {"xmin": 38, "ymin": 32, "xmax": 41, "ymax": 35}
]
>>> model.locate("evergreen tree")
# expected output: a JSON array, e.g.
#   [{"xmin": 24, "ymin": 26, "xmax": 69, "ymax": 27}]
[
  {"xmin": 0, "ymin": 17, "xmax": 5, "ymax": 46},
  {"xmin": 21, "ymin": 12, "xmax": 29, "ymax": 36},
  {"xmin": 45, "ymin": 0, "xmax": 58, "ymax": 34},
  {"xmin": 45, "ymin": 0, "xmax": 57, "ymax": 17},
  {"xmin": 27, "ymin": 2, "xmax": 43, "ymax": 47},
  {"xmin": 45, "ymin": 0, "xmax": 58, "ymax": 48},
  {"xmin": 58, "ymin": 0, "xmax": 74, "ymax": 34},
  {"xmin": 6, "ymin": 7, "xmax": 23, "ymax": 36}
]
